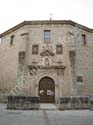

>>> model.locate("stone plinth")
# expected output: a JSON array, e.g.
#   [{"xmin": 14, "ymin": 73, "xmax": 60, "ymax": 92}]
[
  {"xmin": 56, "ymin": 97, "xmax": 71, "ymax": 110},
  {"xmin": 71, "ymin": 96, "xmax": 90, "ymax": 109},
  {"xmin": 56, "ymin": 96, "xmax": 90, "ymax": 110},
  {"xmin": 7, "ymin": 96, "xmax": 40, "ymax": 110}
]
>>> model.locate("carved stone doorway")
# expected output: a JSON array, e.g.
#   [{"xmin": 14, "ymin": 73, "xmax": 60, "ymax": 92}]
[{"xmin": 39, "ymin": 77, "xmax": 55, "ymax": 103}]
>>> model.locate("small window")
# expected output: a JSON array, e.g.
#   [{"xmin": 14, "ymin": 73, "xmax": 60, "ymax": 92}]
[
  {"xmin": 82, "ymin": 34, "xmax": 86, "ymax": 45},
  {"xmin": 56, "ymin": 44, "xmax": 63, "ymax": 54},
  {"xmin": 44, "ymin": 30, "xmax": 51, "ymax": 43},
  {"xmin": 10, "ymin": 35, "xmax": 14, "ymax": 45},
  {"xmin": 77, "ymin": 76, "xmax": 83, "ymax": 82},
  {"xmin": 32, "ymin": 45, "xmax": 39, "ymax": 54}
]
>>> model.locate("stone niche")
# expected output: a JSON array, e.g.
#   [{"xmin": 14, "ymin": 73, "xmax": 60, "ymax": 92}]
[{"xmin": 7, "ymin": 96, "xmax": 40, "ymax": 110}]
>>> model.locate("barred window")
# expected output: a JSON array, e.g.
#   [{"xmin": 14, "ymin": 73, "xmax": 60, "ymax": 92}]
[
  {"xmin": 10, "ymin": 35, "xmax": 14, "ymax": 45},
  {"xmin": 56, "ymin": 44, "xmax": 63, "ymax": 54},
  {"xmin": 77, "ymin": 76, "xmax": 83, "ymax": 82}
]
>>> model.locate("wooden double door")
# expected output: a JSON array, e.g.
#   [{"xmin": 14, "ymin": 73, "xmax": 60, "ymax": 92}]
[{"xmin": 39, "ymin": 77, "xmax": 55, "ymax": 103}]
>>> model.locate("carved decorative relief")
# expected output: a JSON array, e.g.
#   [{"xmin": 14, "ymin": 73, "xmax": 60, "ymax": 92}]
[{"xmin": 40, "ymin": 44, "xmax": 55, "ymax": 56}]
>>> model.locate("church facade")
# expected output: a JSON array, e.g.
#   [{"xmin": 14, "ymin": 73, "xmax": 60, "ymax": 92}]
[{"xmin": 0, "ymin": 20, "xmax": 93, "ymax": 103}]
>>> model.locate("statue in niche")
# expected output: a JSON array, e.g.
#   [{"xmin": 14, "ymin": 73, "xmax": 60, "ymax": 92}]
[{"xmin": 45, "ymin": 58, "xmax": 50, "ymax": 66}]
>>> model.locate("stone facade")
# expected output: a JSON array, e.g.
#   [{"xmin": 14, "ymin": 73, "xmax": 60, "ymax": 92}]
[{"xmin": 0, "ymin": 20, "xmax": 93, "ymax": 103}]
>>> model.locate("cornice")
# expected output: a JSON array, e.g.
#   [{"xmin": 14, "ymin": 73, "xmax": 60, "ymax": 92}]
[{"xmin": 0, "ymin": 20, "xmax": 93, "ymax": 38}]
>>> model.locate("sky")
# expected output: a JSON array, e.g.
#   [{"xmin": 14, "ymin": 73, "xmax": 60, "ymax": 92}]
[{"xmin": 0, "ymin": 0, "xmax": 93, "ymax": 33}]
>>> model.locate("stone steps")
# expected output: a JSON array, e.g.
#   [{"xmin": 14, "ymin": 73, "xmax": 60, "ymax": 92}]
[{"xmin": 40, "ymin": 103, "xmax": 58, "ymax": 110}]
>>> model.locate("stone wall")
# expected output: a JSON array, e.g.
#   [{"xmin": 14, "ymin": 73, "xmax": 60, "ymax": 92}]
[
  {"xmin": 56, "ymin": 96, "xmax": 93, "ymax": 110},
  {"xmin": 7, "ymin": 96, "xmax": 40, "ymax": 110}
]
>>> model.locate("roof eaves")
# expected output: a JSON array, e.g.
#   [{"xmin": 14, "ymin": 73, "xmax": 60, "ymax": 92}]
[
  {"xmin": 0, "ymin": 20, "xmax": 93, "ymax": 38},
  {"xmin": 0, "ymin": 21, "xmax": 26, "ymax": 38}
]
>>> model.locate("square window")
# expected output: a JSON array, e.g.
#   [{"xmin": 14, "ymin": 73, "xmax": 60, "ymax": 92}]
[
  {"xmin": 77, "ymin": 76, "xmax": 83, "ymax": 82},
  {"xmin": 32, "ymin": 45, "xmax": 39, "ymax": 54}
]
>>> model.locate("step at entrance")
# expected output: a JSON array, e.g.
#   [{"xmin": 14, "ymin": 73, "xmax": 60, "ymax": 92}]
[{"xmin": 40, "ymin": 104, "xmax": 58, "ymax": 110}]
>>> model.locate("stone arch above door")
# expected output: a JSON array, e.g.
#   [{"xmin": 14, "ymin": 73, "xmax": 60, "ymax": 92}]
[{"xmin": 36, "ymin": 73, "xmax": 58, "ymax": 86}]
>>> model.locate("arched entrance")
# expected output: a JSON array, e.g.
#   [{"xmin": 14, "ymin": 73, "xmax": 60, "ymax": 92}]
[{"xmin": 39, "ymin": 77, "xmax": 55, "ymax": 103}]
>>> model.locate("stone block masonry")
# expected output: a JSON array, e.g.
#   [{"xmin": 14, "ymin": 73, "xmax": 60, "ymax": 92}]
[{"xmin": 56, "ymin": 96, "xmax": 93, "ymax": 110}]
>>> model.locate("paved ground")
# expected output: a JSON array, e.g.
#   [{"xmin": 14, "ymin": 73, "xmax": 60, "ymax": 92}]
[{"xmin": 0, "ymin": 104, "xmax": 93, "ymax": 125}]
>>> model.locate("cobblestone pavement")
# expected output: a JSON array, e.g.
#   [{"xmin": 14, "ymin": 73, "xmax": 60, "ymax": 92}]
[{"xmin": 0, "ymin": 104, "xmax": 93, "ymax": 125}]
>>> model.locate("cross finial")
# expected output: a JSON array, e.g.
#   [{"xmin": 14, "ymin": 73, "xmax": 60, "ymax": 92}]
[{"xmin": 49, "ymin": 13, "xmax": 53, "ymax": 20}]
